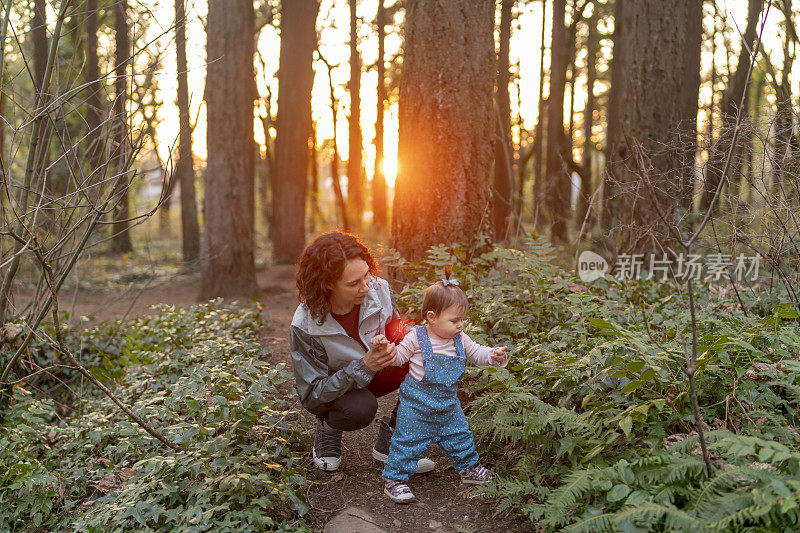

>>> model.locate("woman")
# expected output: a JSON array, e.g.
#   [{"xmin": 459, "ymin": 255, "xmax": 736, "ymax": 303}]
[{"xmin": 290, "ymin": 231, "xmax": 435, "ymax": 473}]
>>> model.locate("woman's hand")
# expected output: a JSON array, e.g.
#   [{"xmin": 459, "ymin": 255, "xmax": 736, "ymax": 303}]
[
  {"xmin": 491, "ymin": 346, "xmax": 508, "ymax": 365},
  {"xmin": 364, "ymin": 335, "xmax": 396, "ymax": 371}
]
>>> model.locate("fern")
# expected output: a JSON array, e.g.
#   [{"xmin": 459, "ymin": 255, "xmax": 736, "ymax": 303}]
[{"xmin": 540, "ymin": 467, "xmax": 599, "ymax": 527}]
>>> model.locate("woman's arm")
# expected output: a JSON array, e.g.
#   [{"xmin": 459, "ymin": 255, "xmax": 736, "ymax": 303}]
[{"xmin": 290, "ymin": 325, "xmax": 376, "ymax": 415}]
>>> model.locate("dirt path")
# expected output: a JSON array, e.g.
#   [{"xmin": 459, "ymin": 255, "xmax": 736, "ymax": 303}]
[{"xmin": 50, "ymin": 265, "xmax": 530, "ymax": 533}]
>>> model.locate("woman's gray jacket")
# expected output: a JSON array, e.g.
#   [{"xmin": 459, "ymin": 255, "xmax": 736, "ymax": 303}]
[{"xmin": 289, "ymin": 277, "xmax": 401, "ymax": 415}]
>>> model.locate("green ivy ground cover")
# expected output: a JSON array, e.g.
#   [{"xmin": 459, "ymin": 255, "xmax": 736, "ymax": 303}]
[
  {"xmin": 387, "ymin": 237, "xmax": 800, "ymax": 532},
  {"xmin": 0, "ymin": 301, "xmax": 310, "ymax": 532}
]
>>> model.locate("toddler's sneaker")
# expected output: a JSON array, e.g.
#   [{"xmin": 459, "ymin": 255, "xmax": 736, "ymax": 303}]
[
  {"xmin": 459, "ymin": 463, "xmax": 493, "ymax": 485},
  {"xmin": 384, "ymin": 478, "xmax": 416, "ymax": 504}
]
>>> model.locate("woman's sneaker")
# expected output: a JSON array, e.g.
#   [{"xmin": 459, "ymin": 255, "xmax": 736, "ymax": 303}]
[
  {"xmin": 459, "ymin": 464, "xmax": 492, "ymax": 484},
  {"xmin": 313, "ymin": 418, "xmax": 343, "ymax": 471},
  {"xmin": 372, "ymin": 416, "xmax": 436, "ymax": 474},
  {"xmin": 384, "ymin": 478, "xmax": 416, "ymax": 503}
]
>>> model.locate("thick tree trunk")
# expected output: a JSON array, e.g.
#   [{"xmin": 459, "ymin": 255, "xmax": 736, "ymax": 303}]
[
  {"xmin": 201, "ymin": 0, "xmax": 257, "ymax": 297},
  {"xmin": 545, "ymin": 0, "xmax": 568, "ymax": 243},
  {"xmin": 175, "ymin": 0, "xmax": 200, "ymax": 262},
  {"xmin": 391, "ymin": 0, "xmax": 494, "ymax": 259},
  {"xmin": 605, "ymin": 0, "xmax": 703, "ymax": 254},
  {"xmin": 272, "ymin": 0, "xmax": 318, "ymax": 264},
  {"xmin": 493, "ymin": 0, "xmax": 513, "ymax": 241},
  {"xmin": 347, "ymin": 0, "xmax": 364, "ymax": 228},
  {"xmin": 110, "ymin": 0, "xmax": 133, "ymax": 253},
  {"xmin": 372, "ymin": 0, "xmax": 387, "ymax": 230},
  {"xmin": 700, "ymin": 0, "xmax": 761, "ymax": 213}
]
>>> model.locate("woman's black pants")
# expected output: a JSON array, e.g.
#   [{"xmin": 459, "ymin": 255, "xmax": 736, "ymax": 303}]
[{"xmin": 321, "ymin": 362, "xmax": 408, "ymax": 431}]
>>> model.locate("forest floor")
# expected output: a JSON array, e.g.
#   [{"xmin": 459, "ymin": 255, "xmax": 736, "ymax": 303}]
[{"xmin": 23, "ymin": 263, "xmax": 530, "ymax": 533}]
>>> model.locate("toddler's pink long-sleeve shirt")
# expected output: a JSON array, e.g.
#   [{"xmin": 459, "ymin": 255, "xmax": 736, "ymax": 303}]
[{"xmin": 392, "ymin": 327, "xmax": 507, "ymax": 381}]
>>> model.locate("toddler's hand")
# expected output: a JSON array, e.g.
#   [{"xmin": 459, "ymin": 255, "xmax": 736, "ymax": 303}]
[
  {"xmin": 370, "ymin": 334, "xmax": 389, "ymax": 348},
  {"xmin": 491, "ymin": 346, "xmax": 508, "ymax": 365}
]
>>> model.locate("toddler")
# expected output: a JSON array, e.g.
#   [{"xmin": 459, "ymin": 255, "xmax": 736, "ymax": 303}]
[{"xmin": 371, "ymin": 271, "xmax": 508, "ymax": 503}]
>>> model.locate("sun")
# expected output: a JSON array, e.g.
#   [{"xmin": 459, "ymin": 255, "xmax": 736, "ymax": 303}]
[{"xmin": 383, "ymin": 158, "xmax": 398, "ymax": 187}]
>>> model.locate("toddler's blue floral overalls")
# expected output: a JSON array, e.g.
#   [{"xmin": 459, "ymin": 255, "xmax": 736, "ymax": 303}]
[{"xmin": 382, "ymin": 326, "xmax": 479, "ymax": 481}]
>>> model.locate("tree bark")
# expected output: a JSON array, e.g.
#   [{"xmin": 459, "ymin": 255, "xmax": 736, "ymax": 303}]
[
  {"xmin": 391, "ymin": 0, "xmax": 494, "ymax": 259},
  {"xmin": 493, "ymin": 0, "xmax": 513, "ymax": 241},
  {"xmin": 85, "ymin": 0, "xmax": 103, "ymax": 168},
  {"xmin": 772, "ymin": 9, "xmax": 793, "ymax": 187},
  {"xmin": 201, "ymin": 0, "xmax": 257, "ymax": 297},
  {"xmin": 700, "ymin": 0, "xmax": 762, "ymax": 213},
  {"xmin": 605, "ymin": 0, "xmax": 703, "ymax": 254},
  {"xmin": 110, "ymin": 0, "xmax": 133, "ymax": 253},
  {"xmin": 272, "ymin": 0, "xmax": 318, "ymax": 264},
  {"xmin": 308, "ymin": 121, "xmax": 319, "ymax": 233},
  {"xmin": 545, "ymin": 0, "xmax": 568, "ymax": 243},
  {"xmin": 577, "ymin": 7, "xmax": 597, "ymax": 236},
  {"xmin": 32, "ymin": 0, "xmax": 47, "ymax": 91},
  {"xmin": 175, "ymin": 0, "xmax": 200, "ymax": 262},
  {"xmin": 532, "ymin": 0, "xmax": 547, "ymax": 229},
  {"xmin": 347, "ymin": 0, "xmax": 364, "ymax": 228},
  {"xmin": 372, "ymin": 0, "xmax": 387, "ymax": 230},
  {"xmin": 678, "ymin": 0, "xmax": 703, "ymax": 211},
  {"xmin": 603, "ymin": 0, "xmax": 632, "ymax": 233}
]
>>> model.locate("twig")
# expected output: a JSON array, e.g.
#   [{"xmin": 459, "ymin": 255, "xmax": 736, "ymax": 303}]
[{"xmin": 6, "ymin": 229, "xmax": 185, "ymax": 453}]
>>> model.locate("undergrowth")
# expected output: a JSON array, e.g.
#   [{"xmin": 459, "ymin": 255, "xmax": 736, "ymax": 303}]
[
  {"xmin": 0, "ymin": 301, "xmax": 309, "ymax": 532},
  {"xmin": 386, "ymin": 236, "xmax": 800, "ymax": 532}
]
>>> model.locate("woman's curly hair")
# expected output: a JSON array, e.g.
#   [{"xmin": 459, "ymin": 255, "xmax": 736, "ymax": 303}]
[{"xmin": 296, "ymin": 231, "xmax": 379, "ymax": 323}]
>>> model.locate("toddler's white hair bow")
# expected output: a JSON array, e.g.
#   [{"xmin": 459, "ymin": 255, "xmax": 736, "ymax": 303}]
[{"xmin": 441, "ymin": 277, "xmax": 459, "ymax": 286}]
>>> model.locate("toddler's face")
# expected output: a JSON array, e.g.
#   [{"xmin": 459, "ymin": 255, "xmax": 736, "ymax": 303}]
[{"xmin": 427, "ymin": 305, "xmax": 465, "ymax": 340}]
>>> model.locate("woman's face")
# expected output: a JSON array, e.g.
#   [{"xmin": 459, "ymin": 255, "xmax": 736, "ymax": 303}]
[{"xmin": 329, "ymin": 258, "xmax": 371, "ymax": 311}]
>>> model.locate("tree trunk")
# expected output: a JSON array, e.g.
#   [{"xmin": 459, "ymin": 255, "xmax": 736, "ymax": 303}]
[
  {"xmin": 772, "ymin": 15, "xmax": 793, "ymax": 187},
  {"xmin": 532, "ymin": 0, "xmax": 547, "ymax": 229},
  {"xmin": 32, "ymin": 0, "xmax": 47, "ymax": 91},
  {"xmin": 391, "ymin": 0, "xmax": 494, "ymax": 259},
  {"xmin": 272, "ymin": 0, "xmax": 318, "ymax": 264},
  {"xmin": 492, "ymin": 0, "xmax": 513, "ymax": 241},
  {"xmin": 603, "ymin": 0, "xmax": 633, "ymax": 233},
  {"xmin": 605, "ymin": 0, "xmax": 703, "ymax": 254},
  {"xmin": 0, "ymin": 85, "xmax": 4, "ymax": 219},
  {"xmin": 372, "ymin": 0, "xmax": 387, "ymax": 230},
  {"xmin": 85, "ymin": 0, "xmax": 103, "ymax": 168},
  {"xmin": 700, "ymin": 0, "xmax": 761, "ymax": 213},
  {"xmin": 175, "ymin": 0, "xmax": 200, "ymax": 262},
  {"xmin": 347, "ymin": 0, "xmax": 364, "ymax": 229},
  {"xmin": 321, "ymin": 54, "xmax": 350, "ymax": 231},
  {"xmin": 678, "ymin": 0, "xmax": 702, "ymax": 212},
  {"xmin": 577, "ymin": 8, "xmax": 597, "ymax": 237},
  {"xmin": 110, "ymin": 0, "xmax": 133, "ymax": 253},
  {"xmin": 258, "ymin": 88, "xmax": 274, "ymax": 238},
  {"xmin": 545, "ymin": 0, "xmax": 568, "ymax": 243},
  {"xmin": 707, "ymin": 1, "xmax": 716, "ymax": 165},
  {"xmin": 201, "ymin": 0, "xmax": 257, "ymax": 297},
  {"xmin": 308, "ymin": 121, "xmax": 319, "ymax": 233}
]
